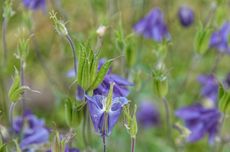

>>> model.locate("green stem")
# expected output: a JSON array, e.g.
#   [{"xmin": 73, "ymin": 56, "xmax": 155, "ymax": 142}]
[
  {"xmin": 2, "ymin": 17, "xmax": 8, "ymax": 65},
  {"xmin": 131, "ymin": 137, "xmax": 136, "ymax": 152},
  {"xmin": 20, "ymin": 59, "xmax": 25, "ymax": 111},
  {"xmin": 66, "ymin": 34, "xmax": 77, "ymax": 77}
]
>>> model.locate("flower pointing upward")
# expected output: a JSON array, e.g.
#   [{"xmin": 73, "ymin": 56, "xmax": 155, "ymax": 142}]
[{"xmin": 85, "ymin": 83, "xmax": 129, "ymax": 136}]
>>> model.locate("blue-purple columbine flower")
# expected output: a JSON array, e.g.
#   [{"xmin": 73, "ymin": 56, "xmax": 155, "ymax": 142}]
[
  {"xmin": 12, "ymin": 111, "xmax": 49, "ymax": 150},
  {"xmin": 209, "ymin": 22, "xmax": 230, "ymax": 54},
  {"xmin": 67, "ymin": 59, "xmax": 133, "ymax": 99},
  {"xmin": 22, "ymin": 0, "xmax": 46, "ymax": 10},
  {"xmin": 198, "ymin": 74, "xmax": 218, "ymax": 104},
  {"xmin": 223, "ymin": 73, "xmax": 230, "ymax": 89},
  {"xmin": 133, "ymin": 8, "xmax": 170, "ymax": 42},
  {"xmin": 178, "ymin": 6, "xmax": 194, "ymax": 27},
  {"xmin": 85, "ymin": 95, "xmax": 128, "ymax": 136},
  {"xmin": 175, "ymin": 104, "xmax": 221, "ymax": 144},
  {"xmin": 47, "ymin": 146, "xmax": 80, "ymax": 152},
  {"xmin": 137, "ymin": 101, "xmax": 160, "ymax": 128}
]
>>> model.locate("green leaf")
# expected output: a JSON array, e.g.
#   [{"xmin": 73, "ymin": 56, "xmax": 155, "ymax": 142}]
[
  {"xmin": 90, "ymin": 54, "xmax": 99, "ymax": 85},
  {"xmin": 13, "ymin": 140, "xmax": 22, "ymax": 152},
  {"xmin": 8, "ymin": 68, "xmax": 22, "ymax": 102},
  {"xmin": 77, "ymin": 44, "xmax": 86, "ymax": 86},
  {"xmin": 218, "ymin": 84, "xmax": 230, "ymax": 114},
  {"xmin": 88, "ymin": 59, "xmax": 112, "ymax": 91},
  {"xmin": 194, "ymin": 23, "xmax": 212, "ymax": 55}
]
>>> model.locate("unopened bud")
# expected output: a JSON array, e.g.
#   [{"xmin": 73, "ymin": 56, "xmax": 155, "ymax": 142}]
[{"xmin": 96, "ymin": 25, "xmax": 107, "ymax": 37}]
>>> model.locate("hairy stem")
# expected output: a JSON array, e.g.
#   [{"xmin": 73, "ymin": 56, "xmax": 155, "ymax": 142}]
[
  {"xmin": 66, "ymin": 34, "xmax": 77, "ymax": 77},
  {"xmin": 131, "ymin": 137, "xmax": 136, "ymax": 152},
  {"xmin": 20, "ymin": 59, "xmax": 25, "ymax": 111},
  {"xmin": 2, "ymin": 18, "xmax": 8, "ymax": 65}
]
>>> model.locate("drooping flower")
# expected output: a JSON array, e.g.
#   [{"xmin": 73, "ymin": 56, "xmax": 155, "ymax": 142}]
[
  {"xmin": 67, "ymin": 59, "xmax": 133, "ymax": 99},
  {"xmin": 178, "ymin": 6, "xmax": 194, "ymax": 27},
  {"xmin": 175, "ymin": 104, "xmax": 221, "ymax": 144},
  {"xmin": 47, "ymin": 146, "xmax": 80, "ymax": 152},
  {"xmin": 209, "ymin": 22, "xmax": 230, "ymax": 54},
  {"xmin": 85, "ymin": 95, "xmax": 128, "ymax": 136},
  {"xmin": 12, "ymin": 111, "xmax": 49, "ymax": 150},
  {"xmin": 197, "ymin": 74, "xmax": 218, "ymax": 103},
  {"xmin": 22, "ymin": 0, "xmax": 46, "ymax": 10},
  {"xmin": 136, "ymin": 101, "xmax": 160, "ymax": 128},
  {"xmin": 223, "ymin": 73, "xmax": 230, "ymax": 89},
  {"xmin": 133, "ymin": 8, "xmax": 170, "ymax": 42}
]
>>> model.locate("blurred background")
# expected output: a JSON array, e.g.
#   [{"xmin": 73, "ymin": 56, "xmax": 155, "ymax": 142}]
[{"xmin": 1, "ymin": 0, "xmax": 230, "ymax": 151}]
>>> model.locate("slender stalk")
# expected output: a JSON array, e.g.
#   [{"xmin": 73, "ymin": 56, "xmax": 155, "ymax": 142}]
[
  {"xmin": 2, "ymin": 18, "xmax": 8, "ymax": 65},
  {"xmin": 210, "ymin": 53, "xmax": 222, "ymax": 74},
  {"xmin": 20, "ymin": 59, "xmax": 25, "ymax": 111},
  {"xmin": 131, "ymin": 137, "xmax": 136, "ymax": 152},
  {"xmin": 9, "ymin": 102, "xmax": 16, "ymax": 127},
  {"xmin": 82, "ymin": 107, "xmax": 88, "ymax": 146},
  {"xmin": 66, "ymin": 34, "xmax": 77, "ymax": 76},
  {"xmin": 102, "ymin": 134, "xmax": 106, "ymax": 152},
  {"xmin": 102, "ymin": 113, "xmax": 108, "ymax": 152}
]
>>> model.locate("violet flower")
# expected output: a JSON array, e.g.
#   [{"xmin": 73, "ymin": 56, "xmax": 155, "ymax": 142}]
[
  {"xmin": 22, "ymin": 0, "xmax": 46, "ymax": 10},
  {"xmin": 175, "ymin": 104, "xmax": 221, "ymax": 144},
  {"xmin": 133, "ymin": 8, "xmax": 170, "ymax": 42},
  {"xmin": 67, "ymin": 59, "xmax": 133, "ymax": 99},
  {"xmin": 178, "ymin": 6, "xmax": 194, "ymax": 27},
  {"xmin": 12, "ymin": 111, "xmax": 49, "ymax": 150},
  {"xmin": 209, "ymin": 22, "xmax": 230, "ymax": 54},
  {"xmin": 85, "ymin": 95, "xmax": 128, "ymax": 136},
  {"xmin": 198, "ymin": 74, "xmax": 218, "ymax": 104},
  {"xmin": 137, "ymin": 101, "xmax": 160, "ymax": 128},
  {"xmin": 47, "ymin": 146, "xmax": 80, "ymax": 152}
]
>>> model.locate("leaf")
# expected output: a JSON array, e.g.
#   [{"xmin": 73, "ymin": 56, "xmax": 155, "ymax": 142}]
[
  {"xmin": 77, "ymin": 44, "xmax": 86, "ymax": 86},
  {"xmin": 8, "ymin": 69, "xmax": 22, "ymax": 102},
  {"xmin": 194, "ymin": 23, "xmax": 212, "ymax": 55},
  {"xmin": 218, "ymin": 83, "xmax": 230, "ymax": 114},
  {"xmin": 88, "ymin": 59, "xmax": 112, "ymax": 91}
]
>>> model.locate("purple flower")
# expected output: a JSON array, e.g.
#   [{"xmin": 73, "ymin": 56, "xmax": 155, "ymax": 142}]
[
  {"xmin": 85, "ymin": 95, "xmax": 128, "ymax": 136},
  {"xmin": 137, "ymin": 101, "xmax": 160, "ymax": 128},
  {"xmin": 178, "ymin": 6, "xmax": 194, "ymax": 27},
  {"xmin": 198, "ymin": 74, "xmax": 218, "ymax": 103},
  {"xmin": 223, "ymin": 73, "xmax": 230, "ymax": 89},
  {"xmin": 133, "ymin": 8, "xmax": 170, "ymax": 42},
  {"xmin": 67, "ymin": 59, "xmax": 133, "ymax": 99},
  {"xmin": 12, "ymin": 111, "xmax": 49, "ymax": 150},
  {"xmin": 175, "ymin": 104, "xmax": 221, "ymax": 144},
  {"xmin": 47, "ymin": 146, "xmax": 80, "ymax": 152},
  {"xmin": 209, "ymin": 22, "xmax": 230, "ymax": 54},
  {"xmin": 22, "ymin": 0, "xmax": 46, "ymax": 10},
  {"xmin": 94, "ymin": 59, "xmax": 133, "ymax": 97}
]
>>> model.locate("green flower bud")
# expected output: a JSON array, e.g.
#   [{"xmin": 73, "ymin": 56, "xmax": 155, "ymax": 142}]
[
  {"xmin": 3, "ymin": 0, "xmax": 15, "ymax": 19},
  {"xmin": 50, "ymin": 11, "xmax": 68, "ymax": 36},
  {"xmin": 152, "ymin": 63, "xmax": 168, "ymax": 98}
]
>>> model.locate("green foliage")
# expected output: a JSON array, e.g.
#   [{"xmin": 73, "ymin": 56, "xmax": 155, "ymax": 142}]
[
  {"xmin": 152, "ymin": 63, "xmax": 168, "ymax": 98},
  {"xmin": 194, "ymin": 23, "xmax": 212, "ymax": 55},
  {"xmin": 49, "ymin": 11, "xmax": 68, "ymax": 36},
  {"xmin": 3, "ymin": 0, "xmax": 15, "ymax": 19},
  {"xmin": 123, "ymin": 104, "xmax": 138, "ymax": 138},
  {"xmin": 218, "ymin": 83, "xmax": 230, "ymax": 114},
  {"xmin": 8, "ymin": 68, "xmax": 23, "ymax": 102},
  {"xmin": 105, "ymin": 83, "xmax": 114, "ymax": 112},
  {"xmin": 65, "ymin": 98, "xmax": 85, "ymax": 127}
]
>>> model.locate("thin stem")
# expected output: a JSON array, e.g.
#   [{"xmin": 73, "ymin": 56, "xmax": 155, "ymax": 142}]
[
  {"xmin": 102, "ymin": 113, "xmax": 108, "ymax": 152},
  {"xmin": 9, "ymin": 102, "xmax": 16, "ymax": 127},
  {"xmin": 162, "ymin": 97, "xmax": 172, "ymax": 143},
  {"xmin": 102, "ymin": 135, "xmax": 106, "ymax": 152},
  {"xmin": 2, "ymin": 18, "xmax": 8, "ymax": 65},
  {"xmin": 66, "ymin": 34, "xmax": 77, "ymax": 77},
  {"xmin": 210, "ymin": 53, "xmax": 222, "ymax": 74},
  {"xmin": 82, "ymin": 106, "xmax": 88, "ymax": 146},
  {"xmin": 20, "ymin": 59, "xmax": 25, "ymax": 111},
  {"xmin": 131, "ymin": 137, "xmax": 136, "ymax": 152}
]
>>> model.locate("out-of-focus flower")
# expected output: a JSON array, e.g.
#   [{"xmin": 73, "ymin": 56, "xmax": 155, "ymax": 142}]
[
  {"xmin": 223, "ymin": 73, "xmax": 230, "ymax": 89},
  {"xmin": 22, "ymin": 0, "xmax": 46, "ymax": 10},
  {"xmin": 85, "ymin": 95, "xmax": 128, "ymax": 136},
  {"xmin": 94, "ymin": 59, "xmax": 133, "ymax": 97},
  {"xmin": 67, "ymin": 59, "xmax": 133, "ymax": 98},
  {"xmin": 96, "ymin": 25, "xmax": 107, "ymax": 37},
  {"xmin": 47, "ymin": 146, "xmax": 80, "ymax": 152},
  {"xmin": 209, "ymin": 22, "xmax": 230, "ymax": 53},
  {"xmin": 133, "ymin": 8, "xmax": 170, "ymax": 42},
  {"xmin": 178, "ymin": 6, "xmax": 194, "ymax": 27},
  {"xmin": 12, "ymin": 111, "xmax": 49, "ymax": 150},
  {"xmin": 175, "ymin": 104, "xmax": 221, "ymax": 144},
  {"xmin": 198, "ymin": 74, "xmax": 218, "ymax": 103},
  {"xmin": 136, "ymin": 101, "xmax": 160, "ymax": 128}
]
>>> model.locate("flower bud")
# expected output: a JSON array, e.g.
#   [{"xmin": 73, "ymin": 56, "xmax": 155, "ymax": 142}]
[
  {"xmin": 105, "ymin": 83, "xmax": 115, "ymax": 113},
  {"xmin": 178, "ymin": 6, "xmax": 194, "ymax": 27},
  {"xmin": 96, "ymin": 25, "xmax": 107, "ymax": 37},
  {"xmin": 50, "ymin": 11, "xmax": 68, "ymax": 36},
  {"xmin": 152, "ymin": 63, "xmax": 168, "ymax": 98}
]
